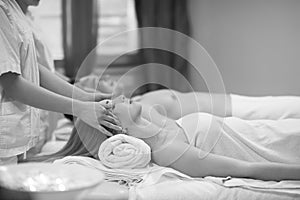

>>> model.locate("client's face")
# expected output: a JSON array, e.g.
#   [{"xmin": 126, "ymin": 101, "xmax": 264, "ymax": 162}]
[
  {"xmin": 112, "ymin": 95, "xmax": 142, "ymax": 129},
  {"xmin": 112, "ymin": 95, "xmax": 163, "ymax": 140}
]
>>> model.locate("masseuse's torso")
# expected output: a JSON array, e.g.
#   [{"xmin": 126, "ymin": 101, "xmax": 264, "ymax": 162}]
[{"xmin": 0, "ymin": 0, "xmax": 40, "ymax": 157}]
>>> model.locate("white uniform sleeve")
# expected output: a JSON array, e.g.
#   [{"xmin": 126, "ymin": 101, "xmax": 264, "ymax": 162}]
[
  {"xmin": 230, "ymin": 94, "xmax": 300, "ymax": 120},
  {"xmin": 0, "ymin": 8, "xmax": 21, "ymax": 76}
]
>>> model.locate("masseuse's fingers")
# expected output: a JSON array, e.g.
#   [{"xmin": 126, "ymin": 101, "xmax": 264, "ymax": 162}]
[
  {"xmin": 76, "ymin": 102, "xmax": 113, "ymax": 136},
  {"xmin": 107, "ymin": 110, "xmax": 118, "ymax": 120},
  {"xmin": 97, "ymin": 125, "xmax": 113, "ymax": 137},
  {"xmin": 102, "ymin": 115, "xmax": 121, "ymax": 126},
  {"xmin": 99, "ymin": 120, "xmax": 123, "ymax": 132},
  {"xmin": 94, "ymin": 104, "xmax": 114, "ymax": 136}
]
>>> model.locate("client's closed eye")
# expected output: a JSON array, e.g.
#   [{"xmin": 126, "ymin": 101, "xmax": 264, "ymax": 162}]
[{"xmin": 112, "ymin": 95, "xmax": 127, "ymax": 104}]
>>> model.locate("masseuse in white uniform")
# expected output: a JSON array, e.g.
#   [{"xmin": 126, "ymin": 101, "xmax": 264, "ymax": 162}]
[{"xmin": 0, "ymin": 0, "xmax": 121, "ymax": 165}]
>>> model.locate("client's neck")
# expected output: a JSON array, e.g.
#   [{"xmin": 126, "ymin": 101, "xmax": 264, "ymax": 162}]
[
  {"xmin": 135, "ymin": 116, "xmax": 180, "ymax": 150},
  {"xmin": 126, "ymin": 104, "xmax": 178, "ymax": 141},
  {"xmin": 130, "ymin": 116, "xmax": 164, "ymax": 139}
]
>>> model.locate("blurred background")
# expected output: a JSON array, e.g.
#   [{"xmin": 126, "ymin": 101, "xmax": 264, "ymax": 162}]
[{"xmin": 30, "ymin": 0, "xmax": 300, "ymax": 96}]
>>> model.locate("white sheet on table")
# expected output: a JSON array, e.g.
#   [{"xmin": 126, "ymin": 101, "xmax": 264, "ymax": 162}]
[
  {"xmin": 205, "ymin": 176, "xmax": 300, "ymax": 196},
  {"xmin": 54, "ymin": 156, "xmax": 300, "ymax": 200},
  {"xmin": 130, "ymin": 165, "xmax": 300, "ymax": 199},
  {"xmin": 131, "ymin": 178, "xmax": 300, "ymax": 200}
]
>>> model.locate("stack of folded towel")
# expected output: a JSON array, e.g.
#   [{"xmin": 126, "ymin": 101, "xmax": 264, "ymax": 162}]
[
  {"xmin": 54, "ymin": 135, "xmax": 152, "ymax": 186},
  {"xmin": 98, "ymin": 134, "xmax": 151, "ymax": 169}
]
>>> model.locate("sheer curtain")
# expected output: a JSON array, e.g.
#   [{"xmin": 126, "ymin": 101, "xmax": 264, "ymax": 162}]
[{"xmin": 135, "ymin": 0, "xmax": 191, "ymax": 92}]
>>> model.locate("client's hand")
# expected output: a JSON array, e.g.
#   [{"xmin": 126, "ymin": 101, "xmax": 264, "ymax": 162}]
[{"xmin": 75, "ymin": 101, "xmax": 122, "ymax": 136}]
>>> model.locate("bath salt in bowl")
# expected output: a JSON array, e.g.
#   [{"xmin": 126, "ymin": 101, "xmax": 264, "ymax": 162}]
[{"xmin": 0, "ymin": 163, "xmax": 105, "ymax": 200}]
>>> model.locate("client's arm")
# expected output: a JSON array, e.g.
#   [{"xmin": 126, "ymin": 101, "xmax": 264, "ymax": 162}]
[
  {"xmin": 182, "ymin": 92, "xmax": 232, "ymax": 117},
  {"xmin": 152, "ymin": 141, "xmax": 300, "ymax": 181},
  {"xmin": 137, "ymin": 90, "xmax": 232, "ymax": 119}
]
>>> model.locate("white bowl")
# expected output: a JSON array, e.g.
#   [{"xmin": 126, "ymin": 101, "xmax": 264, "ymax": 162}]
[{"xmin": 0, "ymin": 163, "xmax": 105, "ymax": 200}]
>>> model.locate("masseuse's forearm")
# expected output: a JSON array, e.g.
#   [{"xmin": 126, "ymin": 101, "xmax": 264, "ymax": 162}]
[
  {"xmin": 39, "ymin": 65, "xmax": 90, "ymax": 101},
  {"xmin": 1, "ymin": 73, "xmax": 81, "ymax": 116}
]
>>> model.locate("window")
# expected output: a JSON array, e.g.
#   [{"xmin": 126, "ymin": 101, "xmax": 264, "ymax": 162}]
[
  {"xmin": 28, "ymin": 0, "xmax": 64, "ymax": 60},
  {"xmin": 28, "ymin": 0, "xmax": 138, "ymax": 64},
  {"xmin": 97, "ymin": 0, "xmax": 139, "ymax": 59}
]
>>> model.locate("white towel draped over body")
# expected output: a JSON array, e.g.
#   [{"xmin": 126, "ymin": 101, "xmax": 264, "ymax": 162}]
[
  {"xmin": 98, "ymin": 134, "xmax": 151, "ymax": 169},
  {"xmin": 176, "ymin": 112, "xmax": 300, "ymax": 164}
]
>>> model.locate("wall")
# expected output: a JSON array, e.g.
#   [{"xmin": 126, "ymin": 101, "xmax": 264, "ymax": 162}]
[{"xmin": 188, "ymin": 0, "xmax": 300, "ymax": 95}]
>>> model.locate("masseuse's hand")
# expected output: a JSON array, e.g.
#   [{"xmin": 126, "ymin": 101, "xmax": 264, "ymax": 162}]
[{"xmin": 75, "ymin": 101, "xmax": 122, "ymax": 136}]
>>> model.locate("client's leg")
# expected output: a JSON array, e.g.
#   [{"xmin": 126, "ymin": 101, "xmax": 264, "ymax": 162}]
[{"xmin": 231, "ymin": 94, "xmax": 300, "ymax": 120}]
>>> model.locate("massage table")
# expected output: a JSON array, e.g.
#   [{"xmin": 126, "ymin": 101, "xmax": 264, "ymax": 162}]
[{"xmin": 52, "ymin": 155, "xmax": 300, "ymax": 200}]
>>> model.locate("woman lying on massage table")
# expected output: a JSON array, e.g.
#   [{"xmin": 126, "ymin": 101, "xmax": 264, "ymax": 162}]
[{"xmin": 26, "ymin": 94, "xmax": 300, "ymax": 181}]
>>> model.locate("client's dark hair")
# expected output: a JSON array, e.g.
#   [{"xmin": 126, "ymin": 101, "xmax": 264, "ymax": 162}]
[{"xmin": 22, "ymin": 119, "xmax": 109, "ymax": 163}]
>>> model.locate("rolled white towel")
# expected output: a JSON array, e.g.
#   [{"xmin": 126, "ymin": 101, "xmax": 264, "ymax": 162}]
[{"xmin": 98, "ymin": 134, "xmax": 151, "ymax": 169}]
